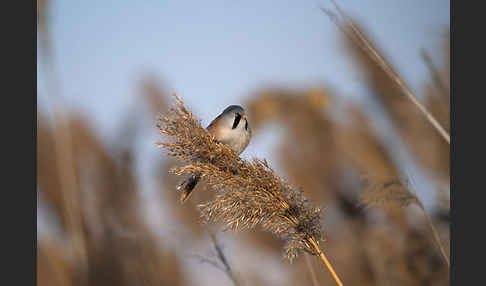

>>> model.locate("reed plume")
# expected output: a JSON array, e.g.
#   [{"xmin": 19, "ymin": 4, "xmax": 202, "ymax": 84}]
[
  {"xmin": 360, "ymin": 178, "xmax": 417, "ymax": 211},
  {"xmin": 157, "ymin": 94, "xmax": 343, "ymax": 286}
]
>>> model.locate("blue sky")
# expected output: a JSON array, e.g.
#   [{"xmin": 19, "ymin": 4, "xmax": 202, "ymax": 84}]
[{"xmin": 39, "ymin": 0, "xmax": 449, "ymax": 133}]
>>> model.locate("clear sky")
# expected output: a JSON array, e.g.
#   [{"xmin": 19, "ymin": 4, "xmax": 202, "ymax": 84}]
[{"xmin": 38, "ymin": 0, "xmax": 449, "ymax": 135}]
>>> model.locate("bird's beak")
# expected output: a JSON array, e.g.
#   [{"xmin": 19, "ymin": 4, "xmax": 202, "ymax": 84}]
[{"xmin": 241, "ymin": 114, "xmax": 247, "ymax": 120}]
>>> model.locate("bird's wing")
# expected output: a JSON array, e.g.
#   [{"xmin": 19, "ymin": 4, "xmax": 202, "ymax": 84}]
[
  {"xmin": 206, "ymin": 116, "xmax": 226, "ymax": 145},
  {"xmin": 206, "ymin": 114, "xmax": 223, "ymax": 135},
  {"xmin": 206, "ymin": 115, "xmax": 218, "ymax": 131}
]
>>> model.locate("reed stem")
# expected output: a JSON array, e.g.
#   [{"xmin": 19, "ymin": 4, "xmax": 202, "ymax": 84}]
[
  {"xmin": 407, "ymin": 174, "xmax": 450, "ymax": 267},
  {"xmin": 324, "ymin": 0, "xmax": 450, "ymax": 144},
  {"xmin": 308, "ymin": 236, "xmax": 344, "ymax": 286},
  {"xmin": 304, "ymin": 253, "xmax": 320, "ymax": 286}
]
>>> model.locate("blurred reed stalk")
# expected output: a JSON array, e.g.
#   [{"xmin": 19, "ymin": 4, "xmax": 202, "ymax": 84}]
[
  {"xmin": 360, "ymin": 173, "xmax": 450, "ymax": 267},
  {"xmin": 157, "ymin": 94, "xmax": 344, "ymax": 286},
  {"xmin": 207, "ymin": 231, "xmax": 244, "ymax": 286},
  {"xmin": 191, "ymin": 228, "xmax": 244, "ymax": 286},
  {"xmin": 38, "ymin": 0, "xmax": 88, "ymax": 272},
  {"xmin": 323, "ymin": 0, "xmax": 450, "ymax": 144},
  {"xmin": 421, "ymin": 49, "xmax": 450, "ymax": 100},
  {"xmin": 304, "ymin": 253, "xmax": 320, "ymax": 286},
  {"xmin": 321, "ymin": 0, "xmax": 450, "ymax": 266},
  {"xmin": 406, "ymin": 173, "xmax": 450, "ymax": 267}
]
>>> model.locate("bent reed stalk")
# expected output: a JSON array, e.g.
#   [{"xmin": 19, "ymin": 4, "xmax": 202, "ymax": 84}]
[
  {"xmin": 157, "ymin": 94, "xmax": 344, "ymax": 286},
  {"xmin": 323, "ymin": 0, "xmax": 450, "ymax": 144}
]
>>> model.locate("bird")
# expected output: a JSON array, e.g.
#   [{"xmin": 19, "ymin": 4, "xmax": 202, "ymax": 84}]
[{"xmin": 177, "ymin": 105, "xmax": 252, "ymax": 203}]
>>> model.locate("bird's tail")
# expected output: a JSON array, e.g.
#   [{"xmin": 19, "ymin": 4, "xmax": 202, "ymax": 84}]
[{"xmin": 177, "ymin": 173, "xmax": 201, "ymax": 203}]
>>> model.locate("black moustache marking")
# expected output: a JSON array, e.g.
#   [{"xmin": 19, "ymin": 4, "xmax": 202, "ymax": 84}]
[
  {"xmin": 245, "ymin": 120, "xmax": 248, "ymax": 130},
  {"xmin": 232, "ymin": 113, "xmax": 242, "ymax": 129}
]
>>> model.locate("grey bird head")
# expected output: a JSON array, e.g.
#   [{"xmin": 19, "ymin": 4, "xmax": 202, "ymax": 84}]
[{"xmin": 207, "ymin": 105, "xmax": 252, "ymax": 155}]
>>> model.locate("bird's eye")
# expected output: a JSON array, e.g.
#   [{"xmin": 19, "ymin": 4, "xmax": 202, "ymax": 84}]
[{"xmin": 232, "ymin": 113, "xmax": 242, "ymax": 129}]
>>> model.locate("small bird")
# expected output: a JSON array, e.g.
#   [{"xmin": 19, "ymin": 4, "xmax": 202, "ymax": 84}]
[{"xmin": 178, "ymin": 105, "xmax": 252, "ymax": 203}]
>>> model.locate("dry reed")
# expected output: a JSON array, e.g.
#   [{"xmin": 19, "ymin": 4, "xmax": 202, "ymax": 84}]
[
  {"xmin": 406, "ymin": 173, "xmax": 450, "ymax": 267},
  {"xmin": 359, "ymin": 173, "xmax": 450, "ymax": 267},
  {"xmin": 157, "ymin": 94, "xmax": 344, "ymax": 286},
  {"xmin": 37, "ymin": 111, "xmax": 188, "ymax": 286},
  {"xmin": 323, "ymin": 0, "xmax": 450, "ymax": 144},
  {"xmin": 193, "ymin": 231, "xmax": 244, "ymax": 286}
]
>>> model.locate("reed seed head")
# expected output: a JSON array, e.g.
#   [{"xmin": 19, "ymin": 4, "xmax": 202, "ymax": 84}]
[{"xmin": 157, "ymin": 94, "xmax": 324, "ymax": 262}]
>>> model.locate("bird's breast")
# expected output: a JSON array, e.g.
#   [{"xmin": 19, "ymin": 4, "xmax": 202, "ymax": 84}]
[{"xmin": 212, "ymin": 127, "xmax": 250, "ymax": 155}]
